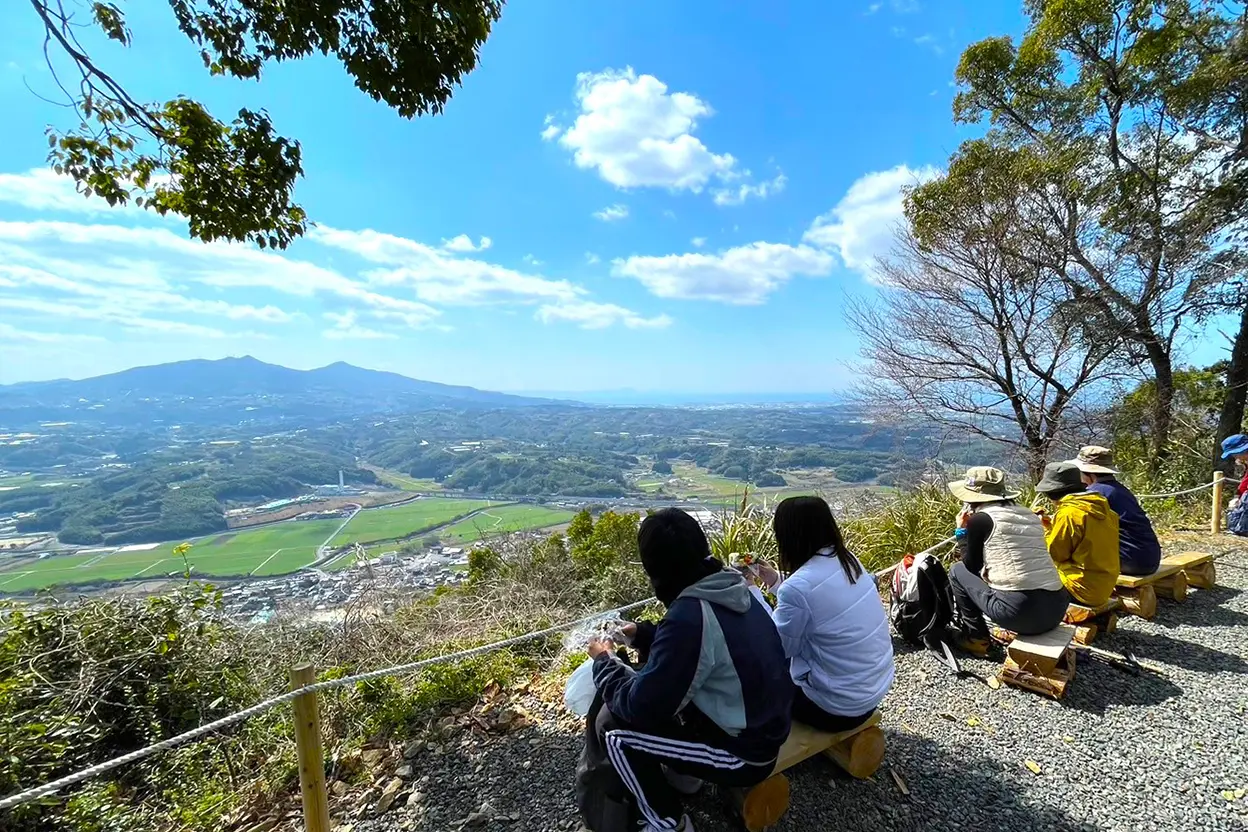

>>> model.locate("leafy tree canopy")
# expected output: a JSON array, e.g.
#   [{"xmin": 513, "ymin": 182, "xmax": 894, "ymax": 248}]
[{"xmin": 29, "ymin": 0, "xmax": 504, "ymax": 248}]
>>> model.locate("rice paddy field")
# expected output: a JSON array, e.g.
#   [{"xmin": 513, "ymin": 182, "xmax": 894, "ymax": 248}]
[
  {"xmin": 328, "ymin": 497, "xmax": 493, "ymax": 546},
  {"xmin": 0, "ymin": 497, "xmax": 574, "ymax": 593},
  {"xmin": 0, "ymin": 517, "xmax": 346, "ymax": 593},
  {"xmin": 437, "ymin": 504, "xmax": 575, "ymax": 543}
]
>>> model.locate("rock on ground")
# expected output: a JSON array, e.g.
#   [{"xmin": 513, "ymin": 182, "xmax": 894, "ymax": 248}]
[{"xmin": 355, "ymin": 535, "xmax": 1248, "ymax": 832}]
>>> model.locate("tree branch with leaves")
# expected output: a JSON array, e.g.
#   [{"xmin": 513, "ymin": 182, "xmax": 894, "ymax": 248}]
[{"xmin": 27, "ymin": 0, "xmax": 504, "ymax": 248}]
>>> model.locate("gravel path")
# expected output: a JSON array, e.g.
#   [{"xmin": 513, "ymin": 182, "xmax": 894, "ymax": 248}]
[{"xmin": 356, "ymin": 534, "xmax": 1248, "ymax": 832}]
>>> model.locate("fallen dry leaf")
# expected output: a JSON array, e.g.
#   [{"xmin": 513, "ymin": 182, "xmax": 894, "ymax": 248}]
[{"xmin": 1024, "ymin": 760, "xmax": 1042, "ymax": 775}]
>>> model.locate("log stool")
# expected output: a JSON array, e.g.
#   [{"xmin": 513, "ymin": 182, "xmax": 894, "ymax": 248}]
[
  {"xmin": 734, "ymin": 711, "xmax": 885, "ymax": 831},
  {"xmin": 1063, "ymin": 598, "xmax": 1122, "ymax": 645},
  {"xmin": 997, "ymin": 625, "xmax": 1077, "ymax": 700}
]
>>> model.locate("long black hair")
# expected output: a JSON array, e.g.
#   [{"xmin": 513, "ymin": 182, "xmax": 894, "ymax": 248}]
[{"xmin": 773, "ymin": 496, "xmax": 862, "ymax": 583}]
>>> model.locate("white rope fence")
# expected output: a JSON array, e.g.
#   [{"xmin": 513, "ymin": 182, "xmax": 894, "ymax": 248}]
[
  {"xmin": 2, "ymin": 476, "xmax": 1226, "ymax": 813},
  {"xmin": 1134, "ymin": 479, "xmax": 1219, "ymax": 499},
  {"xmin": 0, "ymin": 597, "xmax": 657, "ymax": 812},
  {"xmin": 873, "ymin": 535, "xmax": 957, "ymax": 579}
]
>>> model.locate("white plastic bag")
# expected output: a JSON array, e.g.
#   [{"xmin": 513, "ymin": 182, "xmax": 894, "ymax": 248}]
[{"xmin": 564, "ymin": 658, "xmax": 597, "ymax": 717}]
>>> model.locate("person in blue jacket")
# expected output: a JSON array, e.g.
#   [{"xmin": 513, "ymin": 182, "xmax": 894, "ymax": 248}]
[
  {"xmin": 587, "ymin": 508, "xmax": 792, "ymax": 832},
  {"xmin": 1069, "ymin": 445, "xmax": 1161, "ymax": 576}
]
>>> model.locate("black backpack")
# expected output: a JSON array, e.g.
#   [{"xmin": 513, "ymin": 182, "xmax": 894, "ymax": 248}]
[{"xmin": 889, "ymin": 552, "xmax": 956, "ymax": 647}]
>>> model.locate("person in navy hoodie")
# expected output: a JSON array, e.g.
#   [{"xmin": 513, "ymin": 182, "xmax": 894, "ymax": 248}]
[
  {"xmin": 1068, "ymin": 445, "xmax": 1161, "ymax": 576},
  {"xmin": 587, "ymin": 508, "xmax": 792, "ymax": 832}
]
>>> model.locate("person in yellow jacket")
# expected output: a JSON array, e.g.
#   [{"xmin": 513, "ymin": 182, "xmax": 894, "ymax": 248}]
[{"xmin": 1035, "ymin": 461, "xmax": 1120, "ymax": 607}]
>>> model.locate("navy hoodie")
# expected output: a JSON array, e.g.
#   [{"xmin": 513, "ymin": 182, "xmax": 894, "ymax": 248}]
[
  {"xmin": 1087, "ymin": 479, "xmax": 1161, "ymax": 575},
  {"xmin": 592, "ymin": 569, "xmax": 792, "ymax": 763}
]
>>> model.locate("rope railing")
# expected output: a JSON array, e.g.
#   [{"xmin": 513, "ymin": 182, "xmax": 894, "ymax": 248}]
[
  {"xmin": 3, "ymin": 472, "xmax": 1232, "ymax": 817},
  {"xmin": 1134, "ymin": 479, "xmax": 1220, "ymax": 499},
  {"xmin": 873, "ymin": 535, "xmax": 957, "ymax": 579},
  {"xmin": 0, "ymin": 596, "xmax": 657, "ymax": 813}
]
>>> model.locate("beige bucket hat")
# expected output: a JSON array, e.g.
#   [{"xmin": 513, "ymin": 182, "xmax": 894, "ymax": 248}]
[
  {"xmin": 947, "ymin": 466, "xmax": 1020, "ymax": 503},
  {"xmin": 1068, "ymin": 445, "xmax": 1118, "ymax": 475}
]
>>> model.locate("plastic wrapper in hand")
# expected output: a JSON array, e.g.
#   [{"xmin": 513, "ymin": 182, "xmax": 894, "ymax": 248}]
[
  {"xmin": 564, "ymin": 658, "xmax": 597, "ymax": 716},
  {"xmin": 561, "ymin": 611, "xmax": 631, "ymax": 653}
]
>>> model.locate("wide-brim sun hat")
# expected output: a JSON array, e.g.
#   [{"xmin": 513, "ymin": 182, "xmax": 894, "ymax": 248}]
[
  {"xmin": 1068, "ymin": 445, "xmax": 1118, "ymax": 475},
  {"xmin": 947, "ymin": 466, "xmax": 1020, "ymax": 503},
  {"xmin": 1222, "ymin": 433, "xmax": 1248, "ymax": 459},
  {"xmin": 1037, "ymin": 461, "xmax": 1083, "ymax": 495}
]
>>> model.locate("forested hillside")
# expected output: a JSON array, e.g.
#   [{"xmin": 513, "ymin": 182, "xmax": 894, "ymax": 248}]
[{"xmin": 2, "ymin": 443, "xmax": 375, "ymax": 544}]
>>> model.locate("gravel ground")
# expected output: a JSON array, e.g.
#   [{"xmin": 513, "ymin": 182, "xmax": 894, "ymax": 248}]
[{"xmin": 355, "ymin": 534, "xmax": 1248, "ymax": 832}]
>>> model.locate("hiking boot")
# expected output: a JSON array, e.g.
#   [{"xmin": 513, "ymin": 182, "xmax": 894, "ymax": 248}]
[
  {"xmin": 946, "ymin": 625, "xmax": 990, "ymax": 656},
  {"xmin": 662, "ymin": 766, "xmax": 704, "ymax": 795}
]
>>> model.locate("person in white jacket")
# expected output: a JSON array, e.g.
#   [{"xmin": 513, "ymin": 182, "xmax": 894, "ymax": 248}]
[{"xmin": 751, "ymin": 496, "xmax": 895, "ymax": 732}]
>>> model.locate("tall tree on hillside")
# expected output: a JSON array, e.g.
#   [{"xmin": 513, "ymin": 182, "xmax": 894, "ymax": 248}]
[
  {"xmin": 847, "ymin": 155, "xmax": 1121, "ymax": 479},
  {"xmin": 25, "ymin": 0, "xmax": 504, "ymax": 248},
  {"xmin": 939, "ymin": 0, "xmax": 1248, "ymax": 471}
]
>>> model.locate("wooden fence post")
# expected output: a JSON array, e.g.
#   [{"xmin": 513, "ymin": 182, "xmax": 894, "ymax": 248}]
[
  {"xmin": 1212, "ymin": 471, "xmax": 1225, "ymax": 534},
  {"xmin": 290, "ymin": 664, "xmax": 330, "ymax": 832}
]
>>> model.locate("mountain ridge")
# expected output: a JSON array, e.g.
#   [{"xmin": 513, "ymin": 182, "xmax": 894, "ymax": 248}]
[{"xmin": 0, "ymin": 356, "xmax": 565, "ymax": 426}]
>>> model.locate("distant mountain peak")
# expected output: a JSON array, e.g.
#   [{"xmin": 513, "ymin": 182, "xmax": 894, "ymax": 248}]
[{"xmin": 0, "ymin": 357, "xmax": 566, "ymax": 427}]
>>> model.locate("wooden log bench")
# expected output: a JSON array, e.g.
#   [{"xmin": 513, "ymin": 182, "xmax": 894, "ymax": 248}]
[
  {"xmin": 1063, "ymin": 598, "xmax": 1122, "ymax": 645},
  {"xmin": 1165, "ymin": 551, "xmax": 1216, "ymax": 591},
  {"xmin": 1113, "ymin": 551, "xmax": 1214, "ymax": 618},
  {"xmin": 997, "ymin": 624, "xmax": 1076, "ymax": 700},
  {"xmin": 734, "ymin": 710, "xmax": 885, "ymax": 831}
]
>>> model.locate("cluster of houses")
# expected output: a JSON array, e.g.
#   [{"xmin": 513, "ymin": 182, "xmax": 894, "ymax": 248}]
[{"xmin": 218, "ymin": 544, "xmax": 471, "ymax": 624}]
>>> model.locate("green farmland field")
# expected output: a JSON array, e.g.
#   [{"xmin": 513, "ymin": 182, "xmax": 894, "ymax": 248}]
[
  {"xmin": 438, "ymin": 504, "xmax": 574, "ymax": 543},
  {"xmin": 0, "ymin": 497, "xmax": 506, "ymax": 593},
  {"xmin": 0, "ymin": 518, "xmax": 346, "ymax": 593},
  {"xmin": 327, "ymin": 498, "xmax": 494, "ymax": 546}
]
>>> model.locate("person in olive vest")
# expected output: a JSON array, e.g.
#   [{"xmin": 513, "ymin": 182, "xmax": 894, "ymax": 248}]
[{"xmin": 946, "ymin": 466, "xmax": 1069, "ymax": 655}]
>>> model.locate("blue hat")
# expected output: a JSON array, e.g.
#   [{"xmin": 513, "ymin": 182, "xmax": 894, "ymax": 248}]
[{"xmin": 1222, "ymin": 433, "xmax": 1248, "ymax": 459}]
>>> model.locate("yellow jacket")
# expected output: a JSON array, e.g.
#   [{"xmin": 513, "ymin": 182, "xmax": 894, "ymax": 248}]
[{"xmin": 1046, "ymin": 492, "xmax": 1120, "ymax": 606}]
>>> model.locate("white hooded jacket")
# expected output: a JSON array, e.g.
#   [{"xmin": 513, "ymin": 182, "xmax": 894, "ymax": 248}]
[{"xmin": 758, "ymin": 550, "xmax": 894, "ymax": 717}]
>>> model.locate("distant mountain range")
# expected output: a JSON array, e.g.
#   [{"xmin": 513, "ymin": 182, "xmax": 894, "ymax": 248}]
[
  {"xmin": 0, "ymin": 357, "xmax": 560, "ymax": 427},
  {"xmin": 518, "ymin": 389, "xmax": 846, "ymax": 406}
]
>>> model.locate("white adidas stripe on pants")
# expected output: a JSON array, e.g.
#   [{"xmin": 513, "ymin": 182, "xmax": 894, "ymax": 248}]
[{"xmin": 604, "ymin": 729, "xmax": 754, "ymax": 830}]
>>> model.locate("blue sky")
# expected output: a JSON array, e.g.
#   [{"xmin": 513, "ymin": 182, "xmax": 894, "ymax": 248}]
[{"xmin": 0, "ymin": 1, "xmax": 1226, "ymax": 395}]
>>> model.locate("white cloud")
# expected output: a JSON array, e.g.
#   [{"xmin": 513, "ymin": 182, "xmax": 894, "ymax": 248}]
[
  {"xmin": 0, "ymin": 295, "xmax": 238, "ymax": 338},
  {"xmin": 544, "ymin": 67, "xmax": 737, "ymax": 191},
  {"xmin": 0, "ymin": 212, "xmax": 662, "ymax": 338},
  {"xmin": 892, "ymin": 0, "xmax": 920, "ymax": 11},
  {"xmin": 0, "ymin": 322, "xmax": 102, "ymax": 343},
  {"xmin": 308, "ymin": 226, "xmax": 658, "ymax": 327},
  {"xmin": 0, "ymin": 168, "xmax": 176, "ymax": 219},
  {"xmin": 0, "ymin": 169, "xmax": 129, "ymax": 216},
  {"xmin": 612, "ymin": 242, "xmax": 834, "ymax": 305},
  {"xmin": 865, "ymin": 2, "xmax": 882, "ymax": 13},
  {"xmin": 309, "ymin": 226, "xmax": 571, "ymax": 306},
  {"xmin": 536, "ymin": 299, "xmax": 672, "ymax": 330},
  {"xmin": 913, "ymin": 33, "xmax": 944, "ymax": 55},
  {"xmin": 691, "ymin": 237, "xmax": 707, "ymax": 248},
  {"xmin": 585, "ymin": 252, "xmax": 601, "ymax": 265},
  {"xmin": 712, "ymin": 173, "xmax": 788, "ymax": 206},
  {"xmin": 323, "ymin": 310, "xmax": 397, "ymax": 340},
  {"xmin": 802, "ymin": 164, "xmax": 939, "ymax": 281},
  {"xmin": 0, "ymin": 220, "xmax": 439, "ymax": 331},
  {"xmin": 593, "ymin": 204, "xmax": 630, "ymax": 222},
  {"xmin": 441, "ymin": 234, "xmax": 493, "ymax": 253},
  {"xmin": 522, "ymin": 254, "xmax": 545, "ymax": 267}
]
